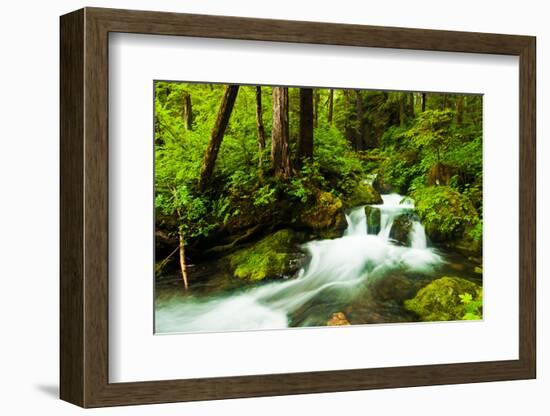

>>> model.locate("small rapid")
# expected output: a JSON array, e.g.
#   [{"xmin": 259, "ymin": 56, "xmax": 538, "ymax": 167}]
[{"xmin": 155, "ymin": 194, "xmax": 443, "ymax": 334}]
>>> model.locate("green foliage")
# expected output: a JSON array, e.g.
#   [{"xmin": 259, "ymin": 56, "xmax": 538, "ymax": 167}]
[
  {"xmin": 459, "ymin": 291, "xmax": 483, "ymax": 320},
  {"xmin": 411, "ymin": 186, "xmax": 478, "ymax": 242},
  {"xmin": 154, "ymin": 81, "xmax": 482, "ymax": 263},
  {"xmin": 313, "ymin": 126, "xmax": 365, "ymax": 194},
  {"xmin": 467, "ymin": 220, "xmax": 483, "ymax": 246}
]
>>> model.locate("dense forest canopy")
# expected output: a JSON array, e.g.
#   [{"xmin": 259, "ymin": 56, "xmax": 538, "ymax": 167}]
[{"xmin": 154, "ymin": 82, "xmax": 483, "ymax": 291}]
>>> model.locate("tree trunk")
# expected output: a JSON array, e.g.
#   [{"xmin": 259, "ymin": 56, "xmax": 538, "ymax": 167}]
[
  {"xmin": 255, "ymin": 86, "xmax": 266, "ymax": 167},
  {"xmin": 399, "ymin": 93, "xmax": 406, "ymax": 126},
  {"xmin": 442, "ymin": 94, "xmax": 448, "ymax": 109},
  {"xmin": 178, "ymin": 231, "xmax": 189, "ymax": 290},
  {"xmin": 408, "ymin": 93, "xmax": 415, "ymax": 118},
  {"xmin": 313, "ymin": 90, "xmax": 320, "ymax": 128},
  {"xmin": 421, "ymin": 93, "xmax": 427, "ymax": 112},
  {"xmin": 298, "ymin": 88, "xmax": 314, "ymax": 163},
  {"xmin": 343, "ymin": 89, "xmax": 356, "ymax": 149},
  {"xmin": 355, "ymin": 90, "xmax": 364, "ymax": 151},
  {"xmin": 328, "ymin": 89, "xmax": 334, "ymax": 125},
  {"xmin": 198, "ymin": 85, "xmax": 239, "ymax": 190},
  {"xmin": 182, "ymin": 92, "xmax": 193, "ymax": 130},
  {"xmin": 271, "ymin": 87, "xmax": 291, "ymax": 177},
  {"xmin": 456, "ymin": 95, "xmax": 464, "ymax": 125}
]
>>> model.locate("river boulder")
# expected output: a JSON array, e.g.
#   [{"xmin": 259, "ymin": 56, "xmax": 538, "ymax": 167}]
[
  {"xmin": 344, "ymin": 181, "xmax": 383, "ymax": 208},
  {"xmin": 404, "ymin": 276, "xmax": 482, "ymax": 321},
  {"xmin": 298, "ymin": 191, "xmax": 347, "ymax": 238},
  {"xmin": 389, "ymin": 212, "xmax": 419, "ymax": 246},
  {"xmin": 227, "ymin": 229, "xmax": 305, "ymax": 281},
  {"xmin": 364, "ymin": 206, "xmax": 381, "ymax": 235}
]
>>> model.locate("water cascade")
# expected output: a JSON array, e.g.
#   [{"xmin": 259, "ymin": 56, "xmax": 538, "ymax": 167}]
[{"xmin": 156, "ymin": 194, "xmax": 442, "ymax": 334}]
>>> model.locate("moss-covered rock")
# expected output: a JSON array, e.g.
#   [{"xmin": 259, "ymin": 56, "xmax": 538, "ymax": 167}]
[
  {"xmin": 299, "ymin": 191, "xmax": 347, "ymax": 238},
  {"xmin": 389, "ymin": 212, "xmax": 419, "ymax": 246},
  {"xmin": 404, "ymin": 276, "xmax": 482, "ymax": 321},
  {"xmin": 227, "ymin": 229, "xmax": 303, "ymax": 281},
  {"xmin": 411, "ymin": 186, "xmax": 478, "ymax": 243},
  {"xmin": 344, "ymin": 181, "xmax": 383, "ymax": 208},
  {"xmin": 365, "ymin": 206, "xmax": 381, "ymax": 235}
]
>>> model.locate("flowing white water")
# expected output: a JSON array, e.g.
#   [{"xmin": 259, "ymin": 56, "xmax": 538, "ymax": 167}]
[
  {"xmin": 410, "ymin": 221, "xmax": 428, "ymax": 249},
  {"xmin": 344, "ymin": 207, "xmax": 368, "ymax": 236},
  {"xmin": 156, "ymin": 194, "xmax": 442, "ymax": 334}
]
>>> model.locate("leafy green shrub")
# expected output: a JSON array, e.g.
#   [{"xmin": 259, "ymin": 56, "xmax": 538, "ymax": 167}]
[
  {"xmin": 459, "ymin": 291, "xmax": 483, "ymax": 320},
  {"xmin": 411, "ymin": 186, "xmax": 478, "ymax": 242}
]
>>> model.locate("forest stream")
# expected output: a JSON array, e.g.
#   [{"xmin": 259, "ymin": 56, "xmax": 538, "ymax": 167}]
[{"xmin": 155, "ymin": 194, "xmax": 482, "ymax": 334}]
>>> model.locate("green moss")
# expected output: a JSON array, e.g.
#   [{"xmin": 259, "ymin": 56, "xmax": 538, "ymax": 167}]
[
  {"xmin": 404, "ymin": 276, "xmax": 482, "ymax": 322},
  {"xmin": 299, "ymin": 191, "xmax": 347, "ymax": 238},
  {"xmin": 345, "ymin": 181, "xmax": 383, "ymax": 208},
  {"xmin": 389, "ymin": 212, "xmax": 418, "ymax": 246},
  {"xmin": 411, "ymin": 186, "xmax": 478, "ymax": 243},
  {"xmin": 228, "ymin": 229, "xmax": 300, "ymax": 281},
  {"xmin": 364, "ymin": 206, "xmax": 381, "ymax": 235}
]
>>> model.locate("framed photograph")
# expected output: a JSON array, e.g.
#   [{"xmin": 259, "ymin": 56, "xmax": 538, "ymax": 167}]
[{"xmin": 60, "ymin": 7, "xmax": 536, "ymax": 408}]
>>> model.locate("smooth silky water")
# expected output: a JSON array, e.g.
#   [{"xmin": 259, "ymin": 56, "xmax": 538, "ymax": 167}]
[{"xmin": 155, "ymin": 194, "xmax": 480, "ymax": 334}]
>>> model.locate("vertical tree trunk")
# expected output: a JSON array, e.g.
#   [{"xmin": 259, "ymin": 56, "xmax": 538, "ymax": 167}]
[
  {"xmin": 456, "ymin": 95, "xmax": 464, "ymax": 125},
  {"xmin": 313, "ymin": 90, "xmax": 320, "ymax": 128},
  {"xmin": 271, "ymin": 87, "xmax": 292, "ymax": 177},
  {"xmin": 182, "ymin": 92, "xmax": 193, "ymax": 130},
  {"xmin": 297, "ymin": 88, "xmax": 314, "ymax": 163},
  {"xmin": 356, "ymin": 90, "xmax": 364, "ymax": 151},
  {"xmin": 255, "ymin": 86, "xmax": 266, "ymax": 167},
  {"xmin": 198, "ymin": 85, "xmax": 239, "ymax": 190},
  {"xmin": 327, "ymin": 89, "xmax": 334, "ymax": 125},
  {"xmin": 343, "ymin": 89, "xmax": 356, "ymax": 149},
  {"xmin": 421, "ymin": 92, "xmax": 427, "ymax": 112},
  {"xmin": 442, "ymin": 94, "xmax": 448, "ymax": 109},
  {"xmin": 408, "ymin": 93, "xmax": 415, "ymax": 118},
  {"xmin": 178, "ymin": 231, "xmax": 189, "ymax": 290},
  {"xmin": 399, "ymin": 93, "xmax": 406, "ymax": 126}
]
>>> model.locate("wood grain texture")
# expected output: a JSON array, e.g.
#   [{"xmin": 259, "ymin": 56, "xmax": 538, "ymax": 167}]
[
  {"xmin": 59, "ymin": 7, "xmax": 537, "ymax": 408},
  {"xmin": 59, "ymin": 8, "xmax": 84, "ymax": 407}
]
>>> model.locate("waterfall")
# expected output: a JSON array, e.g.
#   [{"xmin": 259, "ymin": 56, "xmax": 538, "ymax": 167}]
[
  {"xmin": 410, "ymin": 222, "xmax": 428, "ymax": 249},
  {"xmin": 344, "ymin": 207, "xmax": 368, "ymax": 236},
  {"xmin": 156, "ymin": 194, "xmax": 441, "ymax": 334}
]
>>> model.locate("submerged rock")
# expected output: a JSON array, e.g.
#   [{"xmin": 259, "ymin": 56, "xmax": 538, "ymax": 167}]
[
  {"xmin": 404, "ymin": 276, "xmax": 482, "ymax": 322},
  {"xmin": 227, "ymin": 229, "xmax": 304, "ymax": 281},
  {"xmin": 299, "ymin": 191, "xmax": 347, "ymax": 239},
  {"xmin": 366, "ymin": 273, "xmax": 420, "ymax": 303},
  {"xmin": 364, "ymin": 206, "xmax": 381, "ymax": 235},
  {"xmin": 344, "ymin": 181, "xmax": 383, "ymax": 208},
  {"xmin": 327, "ymin": 312, "xmax": 350, "ymax": 326}
]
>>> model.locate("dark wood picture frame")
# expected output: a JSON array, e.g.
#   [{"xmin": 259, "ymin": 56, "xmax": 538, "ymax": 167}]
[{"xmin": 60, "ymin": 7, "xmax": 536, "ymax": 408}]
